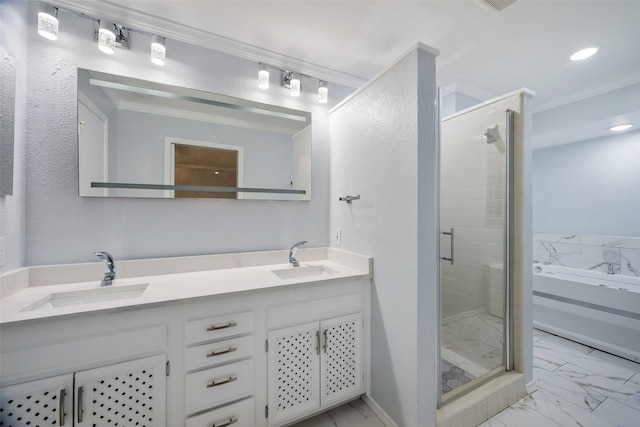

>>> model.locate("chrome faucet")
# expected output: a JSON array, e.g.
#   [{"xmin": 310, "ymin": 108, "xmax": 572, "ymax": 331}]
[
  {"xmin": 94, "ymin": 251, "xmax": 115, "ymax": 286},
  {"xmin": 589, "ymin": 260, "xmax": 619, "ymax": 275},
  {"xmin": 289, "ymin": 241, "xmax": 308, "ymax": 267}
]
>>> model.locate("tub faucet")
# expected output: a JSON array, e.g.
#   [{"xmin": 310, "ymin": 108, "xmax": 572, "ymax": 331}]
[
  {"xmin": 603, "ymin": 249, "xmax": 618, "ymax": 275},
  {"xmin": 94, "ymin": 251, "xmax": 115, "ymax": 286},
  {"xmin": 289, "ymin": 241, "xmax": 308, "ymax": 267}
]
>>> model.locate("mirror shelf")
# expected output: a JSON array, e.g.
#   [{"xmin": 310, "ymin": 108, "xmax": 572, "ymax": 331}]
[{"xmin": 91, "ymin": 182, "xmax": 306, "ymax": 195}]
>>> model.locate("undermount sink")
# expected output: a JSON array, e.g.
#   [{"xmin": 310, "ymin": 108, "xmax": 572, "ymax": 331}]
[
  {"xmin": 22, "ymin": 283, "xmax": 149, "ymax": 312},
  {"xmin": 272, "ymin": 265, "xmax": 337, "ymax": 280}
]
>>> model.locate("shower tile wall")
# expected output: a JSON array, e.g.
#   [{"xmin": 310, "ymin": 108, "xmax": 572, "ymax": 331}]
[
  {"xmin": 441, "ymin": 102, "xmax": 509, "ymax": 320},
  {"xmin": 533, "ymin": 233, "xmax": 640, "ymax": 277}
]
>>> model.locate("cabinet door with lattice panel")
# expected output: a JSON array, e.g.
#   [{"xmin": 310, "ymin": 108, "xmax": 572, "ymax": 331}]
[
  {"xmin": 74, "ymin": 354, "xmax": 166, "ymax": 427},
  {"xmin": 320, "ymin": 313, "xmax": 364, "ymax": 408},
  {"xmin": 267, "ymin": 322, "xmax": 320, "ymax": 426},
  {"xmin": 0, "ymin": 374, "xmax": 72, "ymax": 427}
]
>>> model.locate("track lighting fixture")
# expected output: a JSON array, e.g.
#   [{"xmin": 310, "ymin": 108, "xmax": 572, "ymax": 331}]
[
  {"xmin": 97, "ymin": 20, "xmax": 116, "ymax": 54},
  {"xmin": 37, "ymin": 3, "xmax": 58, "ymax": 40},
  {"xmin": 150, "ymin": 35, "xmax": 166, "ymax": 66},
  {"xmin": 34, "ymin": 3, "xmax": 332, "ymax": 103},
  {"xmin": 279, "ymin": 70, "xmax": 329, "ymax": 103},
  {"xmin": 258, "ymin": 63, "xmax": 269, "ymax": 89}
]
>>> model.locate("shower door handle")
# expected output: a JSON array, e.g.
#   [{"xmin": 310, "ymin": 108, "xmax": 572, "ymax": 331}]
[{"xmin": 441, "ymin": 228, "xmax": 455, "ymax": 265}]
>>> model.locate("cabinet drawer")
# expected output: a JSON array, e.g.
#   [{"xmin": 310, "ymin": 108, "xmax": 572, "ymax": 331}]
[
  {"xmin": 185, "ymin": 335, "xmax": 253, "ymax": 372},
  {"xmin": 186, "ymin": 398, "xmax": 253, "ymax": 427},
  {"xmin": 185, "ymin": 359, "xmax": 253, "ymax": 415},
  {"xmin": 185, "ymin": 311, "xmax": 253, "ymax": 345}
]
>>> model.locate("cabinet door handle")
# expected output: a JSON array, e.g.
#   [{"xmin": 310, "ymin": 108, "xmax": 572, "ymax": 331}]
[
  {"xmin": 323, "ymin": 329, "xmax": 328, "ymax": 353},
  {"xmin": 206, "ymin": 375, "xmax": 238, "ymax": 388},
  {"xmin": 77, "ymin": 386, "xmax": 84, "ymax": 423},
  {"xmin": 315, "ymin": 330, "xmax": 320, "ymax": 355},
  {"xmin": 59, "ymin": 388, "xmax": 66, "ymax": 426},
  {"xmin": 206, "ymin": 321, "xmax": 237, "ymax": 332},
  {"xmin": 212, "ymin": 417, "xmax": 238, "ymax": 427},
  {"xmin": 207, "ymin": 346, "xmax": 237, "ymax": 358}
]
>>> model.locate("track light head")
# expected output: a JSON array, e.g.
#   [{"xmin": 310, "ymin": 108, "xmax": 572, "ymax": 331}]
[
  {"xmin": 150, "ymin": 35, "xmax": 166, "ymax": 66},
  {"xmin": 37, "ymin": 4, "xmax": 59, "ymax": 40}
]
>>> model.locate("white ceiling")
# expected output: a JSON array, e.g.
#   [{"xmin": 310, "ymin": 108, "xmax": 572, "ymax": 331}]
[{"xmin": 55, "ymin": 0, "xmax": 640, "ymax": 146}]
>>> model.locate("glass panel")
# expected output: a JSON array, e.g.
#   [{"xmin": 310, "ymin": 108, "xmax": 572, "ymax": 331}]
[
  {"xmin": 440, "ymin": 104, "xmax": 508, "ymax": 401},
  {"xmin": 174, "ymin": 145, "xmax": 238, "ymax": 199}
]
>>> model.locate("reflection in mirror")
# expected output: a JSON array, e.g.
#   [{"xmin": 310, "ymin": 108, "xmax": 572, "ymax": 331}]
[
  {"xmin": 0, "ymin": 46, "xmax": 16, "ymax": 196},
  {"xmin": 77, "ymin": 68, "xmax": 312, "ymax": 200}
]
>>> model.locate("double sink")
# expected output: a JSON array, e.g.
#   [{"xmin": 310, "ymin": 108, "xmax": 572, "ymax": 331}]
[{"xmin": 21, "ymin": 264, "xmax": 337, "ymax": 312}]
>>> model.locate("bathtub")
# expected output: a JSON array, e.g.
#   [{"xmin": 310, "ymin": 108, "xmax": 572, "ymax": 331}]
[{"xmin": 533, "ymin": 263, "xmax": 640, "ymax": 362}]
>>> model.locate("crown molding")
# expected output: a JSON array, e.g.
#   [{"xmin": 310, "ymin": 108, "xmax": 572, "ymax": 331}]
[{"xmin": 532, "ymin": 71, "xmax": 640, "ymax": 113}]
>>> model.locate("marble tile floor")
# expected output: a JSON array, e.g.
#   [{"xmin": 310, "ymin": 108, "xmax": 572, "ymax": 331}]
[
  {"xmin": 293, "ymin": 329, "xmax": 640, "ymax": 427},
  {"xmin": 291, "ymin": 398, "xmax": 386, "ymax": 427},
  {"xmin": 480, "ymin": 329, "xmax": 640, "ymax": 427}
]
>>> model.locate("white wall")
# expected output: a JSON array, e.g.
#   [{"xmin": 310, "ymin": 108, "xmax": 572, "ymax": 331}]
[
  {"xmin": 329, "ymin": 44, "xmax": 439, "ymax": 427},
  {"xmin": 13, "ymin": 2, "xmax": 354, "ymax": 267},
  {"xmin": 533, "ymin": 131, "xmax": 640, "ymax": 237},
  {"xmin": 0, "ymin": 1, "xmax": 27, "ymax": 273}
]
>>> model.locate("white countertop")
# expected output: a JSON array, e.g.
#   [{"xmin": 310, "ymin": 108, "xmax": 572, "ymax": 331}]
[{"xmin": 0, "ymin": 248, "xmax": 372, "ymax": 324}]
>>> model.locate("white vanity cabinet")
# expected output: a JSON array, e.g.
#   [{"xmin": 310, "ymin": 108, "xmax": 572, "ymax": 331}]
[
  {"xmin": 0, "ymin": 354, "xmax": 166, "ymax": 427},
  {"xmin": 266, "ymin": 297, "xmax": 365, "ymax": 427},
  {"xmin": 0, "ymin": 248, "xmax": 373, "ymax": 427}
]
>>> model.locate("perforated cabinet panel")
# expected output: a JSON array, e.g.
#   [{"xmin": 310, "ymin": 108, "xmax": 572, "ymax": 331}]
[
  {"xmin": 267, "ymin": 322, "xmax": 320, "ymax": 426},
  {"xmin": 320, "ymin": 314, "xmax": 364, "ymax": 407},
  {"xmin": 75, "ymin": 354, "xmax": 166, "ymax": 426},
  {"xmin": 0, "ymin": 374, "xmax": 71, "ymax": 427}
]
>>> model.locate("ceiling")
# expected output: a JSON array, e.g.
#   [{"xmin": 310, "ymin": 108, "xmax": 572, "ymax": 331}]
[{"xmin": 55, "ymin": 0, "xmax": 640, "ymax": 146}]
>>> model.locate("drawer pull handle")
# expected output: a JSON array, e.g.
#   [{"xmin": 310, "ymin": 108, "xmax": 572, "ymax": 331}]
[
  {"xmin": 212, "ymin": 417, "xmax": 238, "ymax": 427},
  {"xmin": 206, "ymin": 321, "xmax": 238, "ymax": 332},
  {"xmin": 207, "ymin": 346, "xmax": 237, "ymax": 358},
  {"xmin": 77, "ymin": 386, "xmax": 84, "ymax": 423},
  {"xmin": 59, "ymin": 388, "xmax": 66, "ymax": 426},
  {"xmin": 206, "ymin": 375, "xmax": 238, "ymax": 388}
]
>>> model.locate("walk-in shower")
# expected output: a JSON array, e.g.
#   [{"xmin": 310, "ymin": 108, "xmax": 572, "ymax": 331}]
[{"xmin": 438, "ymin": 101, "xmax": 515, "ymax": 405}]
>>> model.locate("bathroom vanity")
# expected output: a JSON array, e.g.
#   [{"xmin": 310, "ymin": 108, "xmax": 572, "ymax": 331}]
[{"xmin": 0, "ymin": 248, "xmax": 372, "ymax": 427}]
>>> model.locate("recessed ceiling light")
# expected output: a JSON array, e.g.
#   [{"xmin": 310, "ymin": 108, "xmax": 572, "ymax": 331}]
[
  {"xmin": 609, "ymin": 123, "xmax": 633, "ymax": 132},
  {"xmin": 570, "ymin": 47, "xmax": 598, "ymax": 61}
]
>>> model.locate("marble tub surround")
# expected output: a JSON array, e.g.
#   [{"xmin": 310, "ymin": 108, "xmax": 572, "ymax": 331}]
[
  {"xmin": 0, "ymin": 247, "xmax": 372, "ymax": 324},
  {"xmin": 533, "ymin": 233, "xmax": 640, "ymax": 277}
]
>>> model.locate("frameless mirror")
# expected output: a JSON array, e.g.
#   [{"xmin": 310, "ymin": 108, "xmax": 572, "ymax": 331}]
[{"xmin": 77, "ymin": 68, "xmax": 312, "ymax": 200}]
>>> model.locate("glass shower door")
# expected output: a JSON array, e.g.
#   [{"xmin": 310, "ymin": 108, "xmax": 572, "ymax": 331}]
[{"xmin": 439, "ymin": 106, "xmax": 513, "ymax": 403}]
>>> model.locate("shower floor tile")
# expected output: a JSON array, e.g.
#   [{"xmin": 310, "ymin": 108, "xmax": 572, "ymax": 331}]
[{"xmin": 442, "ymin": 311, "xmax": 505, "ymax": 390}]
